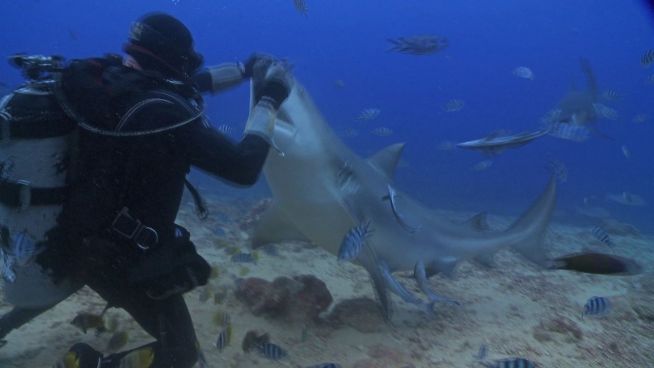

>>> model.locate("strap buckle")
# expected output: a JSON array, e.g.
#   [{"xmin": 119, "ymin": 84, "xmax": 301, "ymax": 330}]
[{"xmin": 111, "ymin": 207, "xmax": 158, "ymax": 251}]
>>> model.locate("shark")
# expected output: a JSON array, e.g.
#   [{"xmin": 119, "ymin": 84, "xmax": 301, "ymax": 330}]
[
  {"xmin": 250, "ymin": 72, "xmax": 558, "ymax": 319},
  {"xmin": 555, "ymin": 58, "xmax": 599, "ymax": 125},
  {"xmin": 546, "ymin": 58, "xmax": 617, "ymax": 141},
  {"xmin": 456, "ymin": 129, "xmax": 550, "ymax": 156}
]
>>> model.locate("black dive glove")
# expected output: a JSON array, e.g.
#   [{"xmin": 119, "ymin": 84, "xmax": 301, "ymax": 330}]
[
  {"xmin": 242, "ymin": 53, "xmax": 274, "ymax": 78},
  {"xmin": 257, "ymin": 78, "xmax": 290, "ymax": 110}
]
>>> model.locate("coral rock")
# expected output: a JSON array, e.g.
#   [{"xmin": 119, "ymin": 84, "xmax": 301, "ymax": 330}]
[
  {"xmin": 235, "ymin": 275, "xmax": 332, "ymax": 322},
  {"xmin": 327, "ymin": 298, "xmax": 387, "ymax": 333}
]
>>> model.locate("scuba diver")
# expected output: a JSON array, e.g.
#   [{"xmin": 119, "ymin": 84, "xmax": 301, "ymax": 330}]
[{"xmin": 0, "ymin": 12, "xmax": 291, "ymax": 368}]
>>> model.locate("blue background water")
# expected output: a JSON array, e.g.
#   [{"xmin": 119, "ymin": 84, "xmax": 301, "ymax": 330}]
[{"xmin": 1, "ymin": 0, "xmax": 652, "ymax": 233}]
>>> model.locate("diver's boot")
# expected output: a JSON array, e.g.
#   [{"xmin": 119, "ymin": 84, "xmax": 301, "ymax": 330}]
[{"xmin": 54, "ymin": 343, "xmax": 102, "ymax": 368}]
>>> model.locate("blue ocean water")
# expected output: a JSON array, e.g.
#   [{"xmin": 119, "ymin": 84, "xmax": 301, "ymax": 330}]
[{"xmin": 0, "ymin": 0, "xmax": 652, "ymax": 234}]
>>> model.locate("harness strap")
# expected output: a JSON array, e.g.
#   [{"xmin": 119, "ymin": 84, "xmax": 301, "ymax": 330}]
[{"xmin": 0, "ymin": 180, "xmax": 67, "ymax": 209}]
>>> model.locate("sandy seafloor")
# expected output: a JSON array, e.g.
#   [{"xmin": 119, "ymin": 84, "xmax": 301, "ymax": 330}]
[{"xmin": 0, "ymin": 193, "xmax": 652, "ymax": 368}]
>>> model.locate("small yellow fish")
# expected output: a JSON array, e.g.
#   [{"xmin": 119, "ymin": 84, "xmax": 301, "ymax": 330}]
[
  {"xmin": 212, "ymin": 310, "xmax": 230, "ymax": 327},
  {"xmin": 71, "ymin": 312, "xmax": 106, "ymax": 334},
  {"xmin": 107, "ymin": 330, "xmax": 129, "ymax": 351},
  {"xmin": 239, "ymin": 266, "xmax": 250, "ymax": 276},
  {"xmin": 106, "ymin": 316, "xmax": 120, "ymax": 333},
  {"xmin": 119, "ymin": 346, "xmax": 154, "ymax": 368},
  {"xmin": 213, "ymin": 238, "xmax": 230, "ymax": 248},
  {"xmin": 213, "ymin": 288, "xmax": 227, "ymax": 305},
  {"xmin": 210, "ymin": 265, "xmax": 220, "ymax": 279},
  {"xmin": 226, "ymin": 246, "xmax": 241, "ymax": 255}
]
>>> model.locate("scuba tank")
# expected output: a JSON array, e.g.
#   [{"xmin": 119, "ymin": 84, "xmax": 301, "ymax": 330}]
[{"xmin": 0, "ymin": 54, "xmax": 80, "ymax": 307}]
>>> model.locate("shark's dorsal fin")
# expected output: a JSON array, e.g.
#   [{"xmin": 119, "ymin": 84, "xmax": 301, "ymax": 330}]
[
  {"xmin": 251, "ymin": 202, "xmax": 310, "ymax": 247},
  {"xmin": 367, "ymin": 143, "xmax": 406, "ymax": 179}
]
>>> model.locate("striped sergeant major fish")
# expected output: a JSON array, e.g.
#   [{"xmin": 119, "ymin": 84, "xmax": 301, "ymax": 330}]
[
  {"xmin": 215, "ymin": 324, "xmax": 232, "ymax": 351},
  {"xmin": 337, "ymin": 221, "xmax": 372, "ymax": 262},
  {"xmin": 582, "ymin": 296, "xmax": 611, "ymax": 319},
  {"xmin": 591, "ymin": 226, "xmax": 615, "ymax": 249},
  {"xmin": 481, "ymin": 357, "xmax": 537, "ymax": 368},
  {"xmin": 257, "ymin": 342, "xmax": 287, "ymax": 360}
]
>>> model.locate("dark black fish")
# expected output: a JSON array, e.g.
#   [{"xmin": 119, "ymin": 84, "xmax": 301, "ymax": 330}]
[
  {"xmin": 548, "ymin": 252, "xmax": 641, "ymax": 276},
  {"xmin": 241, "ymin": 330, "xmax": 270, "ymax": 353}
]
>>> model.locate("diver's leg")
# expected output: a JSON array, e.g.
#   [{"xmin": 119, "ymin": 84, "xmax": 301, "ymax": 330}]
[{"xmin": 90, "ymin": 282, "xmax": 199, "ymax": 368}]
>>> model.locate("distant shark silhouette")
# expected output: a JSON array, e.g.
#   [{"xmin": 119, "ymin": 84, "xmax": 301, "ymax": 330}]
[
  {"xmin": 251, "ymin": 72, "xmax": 558, "ymax": 319},
  {"xmin": 555, "ymin": 58, "xmax": 599, "ymax": 125}
]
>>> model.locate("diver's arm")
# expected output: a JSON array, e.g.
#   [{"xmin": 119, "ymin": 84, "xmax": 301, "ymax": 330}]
[
  {"xmin": 183, "ymin": 125, "xmax": 270, "ymax": 186},
  {"xmin": 193, "ymin": 54, "xmax": 276, "ymax": 94},
  {"xmin": 193, "ymin": 63, "xmax": 246, "ymax": 94}
]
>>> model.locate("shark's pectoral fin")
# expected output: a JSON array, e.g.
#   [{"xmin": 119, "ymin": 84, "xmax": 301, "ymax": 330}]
[
  {"xmin": 367, "ymin": 143, "xmax": 406, "ymax": 179},
  {"xmin": 414, "ymin": 261, "xmax": 460, "ymax": 306},
  {"xmin": 465, "ymin": 211, "xmax": 490, "ymax": 232},
  {"xmin": 251, "ymin": 202, "xmax": 310, "ymax": 247},
  {"xmin": 358, "ymin": 254, "xmax": 394, "ymax": 322},
  {"xmin": 367, "ymin": 263, "xmax": 394, "ymax": 322}
]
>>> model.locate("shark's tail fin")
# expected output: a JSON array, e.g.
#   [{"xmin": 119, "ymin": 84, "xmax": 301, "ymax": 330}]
[
  {"xmin": 580, "ymin": 57, "xmax": 598, "ymax": 100},
  {"xmin": 506, "ymin": 176, "xmax": 557, "ymax": 266}
]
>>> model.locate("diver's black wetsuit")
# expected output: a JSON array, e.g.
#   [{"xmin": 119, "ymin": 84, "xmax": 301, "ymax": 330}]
[
  {"xmin": 0, "ymin": 59, "xmax": 261, "ymax": 351},
  {"xmin": 42, "ymin": 56, "xmax": 272, "ymax": 368}
]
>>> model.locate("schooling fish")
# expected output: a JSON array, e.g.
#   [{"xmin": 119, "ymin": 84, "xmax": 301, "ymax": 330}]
[
  {"xmin": 215, "ymin": 324, "xmax": 233, "ymax": 351},
  {"xmin": 442, "ymin": 98, "xmax": 465, "ymax": 112},
  {"xmin": 481, "ymin": 357, "xmax": 537, "ymax": 368},
  {"xmin": 591, "ymin": 226, "xmax": 615, "ymax": 249},
  {"xmin": 641, "ymin": 49, "xmax": 654, "ymax": 67},
  {"xmin": 512, "ymin": 66, "xmax": 534, "ymax": 80},
  {"xmin": 382, "ymin": 185, "xmax": 420, "ymax": 233},
  {"xmin": 0, "ymin": 248, "xmax": 16, "ymax": 283},
  {"xmin": 293, "ymin": 0, "xmax": 308, "ymax": 15},
  {"xmin": 337, "ymin": 221, "xmax": 372, "ymax": 262},
  {"xmin": 257, "ymin": 342, "xmax": 287, "ymax": 360},
  {"xmin": 11, "ymin": 231, "xmax": 38, "ymax": 266},
  {"xmin": 582, "ymin": 296, "xmax": 611, "ymax": 319},
  {"xmin": 356, "ymin": 108, "xmax": 381, "ymax": 121},
  {"xmin": 231, "ymin": 252, "xmax": 258, "ymax": 264}
]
